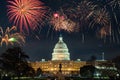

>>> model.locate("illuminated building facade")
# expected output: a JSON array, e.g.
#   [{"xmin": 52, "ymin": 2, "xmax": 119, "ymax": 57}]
[
  {"xmin": 31, "ymin": 60, "xmax": 86, "ymax": 75},
  {"xmin": 30, "ymin": 35, "xmax": 86, "ymax": 75},
  {"xmin": 30, "ymin": 35, "xmax": 117, "ymax": 75}
]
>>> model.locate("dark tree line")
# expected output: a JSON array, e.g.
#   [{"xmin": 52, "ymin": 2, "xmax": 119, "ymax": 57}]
[{"xmin": 0, "ymin": 47, "xmax": 36, "ymax": 79}]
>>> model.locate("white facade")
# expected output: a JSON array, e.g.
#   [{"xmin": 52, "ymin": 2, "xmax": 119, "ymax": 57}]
[{"xmin": 52, "ymin": 35, "xmax": 70, "ymax": 60}]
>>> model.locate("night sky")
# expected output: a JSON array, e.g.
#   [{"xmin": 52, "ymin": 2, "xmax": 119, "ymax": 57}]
[{"xmin": 0, "ymin": 0, "xmax": 120, "ymax": 61}]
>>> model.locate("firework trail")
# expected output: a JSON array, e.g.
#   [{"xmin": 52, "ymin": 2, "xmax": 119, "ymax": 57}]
[
  {"xmin": 110, "ymin": 0, "xmax": 120, "ymax": 25},
  {"xmin": 0, "ymin": 26, "xmax": 25, "ymax": 46},
  {"xmin": 101, "ymin": 0, "xmax": 120, "ymax": 43},
  {"xmin": 109, "ymin": 0, "xmax": 120, "ymax": 8},
  {"xmin": 7, "ymin": 0, "xmax": 46, "ymax": 33}
]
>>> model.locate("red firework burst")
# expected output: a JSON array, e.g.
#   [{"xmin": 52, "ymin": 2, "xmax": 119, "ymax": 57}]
[
  {"xmin": 50, "ymin": 13, "xmax": 77, "ymax": 32},
  {"xmin": 7, "ymin": 0, "xmax": 46, "ymax": 33}
]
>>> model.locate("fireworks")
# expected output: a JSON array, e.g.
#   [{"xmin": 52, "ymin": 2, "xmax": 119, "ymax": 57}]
[
  {"xmin": 0, "ymin": 0, "xmax": 119, "ymax": 44},
  {"xmin": 97, "ymin": 26, "xmax": 111, "ymax": 38},
  {"xmin": 50, "ymin": 12, "xmax": 77, "ymax": 32},
  {"xmin": 109, "ymin": 0, "xmax": 120, "ymax": 8},
  {"xmin": 109, "ymin": 0, "xmax": 120, "ymax": 25},
  {"xmin": 63, "ymin": 0, "xmax": 96, "ymax": 22},
  {"xmin": 95, "ymin": 9, "xmax": 110, "ymax": 25},
  {"xmin": 61, "ymin": 0, "xmax": 120, "ymax": 43},
  {"xmin": 7, "ymin": 0, "xmax": 46, "ymax": 33},
  {"xmin": 0, "ymin": 26, "xmax": 25, "ymax": 46},
  {"xmin": 89, "ymin": 8, "xmax": 110, "ymax": 27},
  {"xmin": 76, "ymin": 1, "xmax": 96, "ymax": 20},
  {"xmin": 61, "ymin": 0, "xmax": 97, "ymax": 34},
  {"xmin": 91, "ymin": 8, "xmax": 113, "ymax": 42}
]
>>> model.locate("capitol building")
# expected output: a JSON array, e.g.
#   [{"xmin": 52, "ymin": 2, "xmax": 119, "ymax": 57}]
[
  {"xmin": 52, "ymin": 35, "xmax": 70, "ymax": 61},
  {"xmin": 30, "ymin": 35, "xmax": 86, "ymax": 75},
  {"xmin": 30, "ymin": 35, "xmax": 116, "ymax": 75}
]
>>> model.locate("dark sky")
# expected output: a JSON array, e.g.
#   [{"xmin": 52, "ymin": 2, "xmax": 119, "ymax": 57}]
[{"xmin": 0, "ymin": 0, "xmax": 120, "ymax": 61}]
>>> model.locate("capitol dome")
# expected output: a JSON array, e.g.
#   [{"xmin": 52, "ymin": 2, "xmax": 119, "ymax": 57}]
[{"xmin": 52, "ymin": 35, "xmax": 70, "ymax": 60}]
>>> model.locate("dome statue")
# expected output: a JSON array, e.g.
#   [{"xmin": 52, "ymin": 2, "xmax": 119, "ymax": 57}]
[{"xmin": 52, "ymin": 35, "xmax": 70, "ymax": 60}]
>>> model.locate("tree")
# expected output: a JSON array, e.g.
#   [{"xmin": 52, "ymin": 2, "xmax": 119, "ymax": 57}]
[
  {"xmin": 112, "ymin": 56, "xmax": 120, "ymax": 71},
  {"xmin": 90, "ymin": 55, "xmax": 97, "ymax": 61},
  {"xmin": 80, "ymin": 65, "xmax": 96, "ymax": 78},
  {"xmin": 112, "ymin": 56, "xmax": 120, "ymax": 78},
  {"xmin": 0, "ymin": 47, "xmax": 32, "ymax": 78},
  {"xmin": 87, "ymin": 55, "xmax": 97, "ymax": 66}
]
